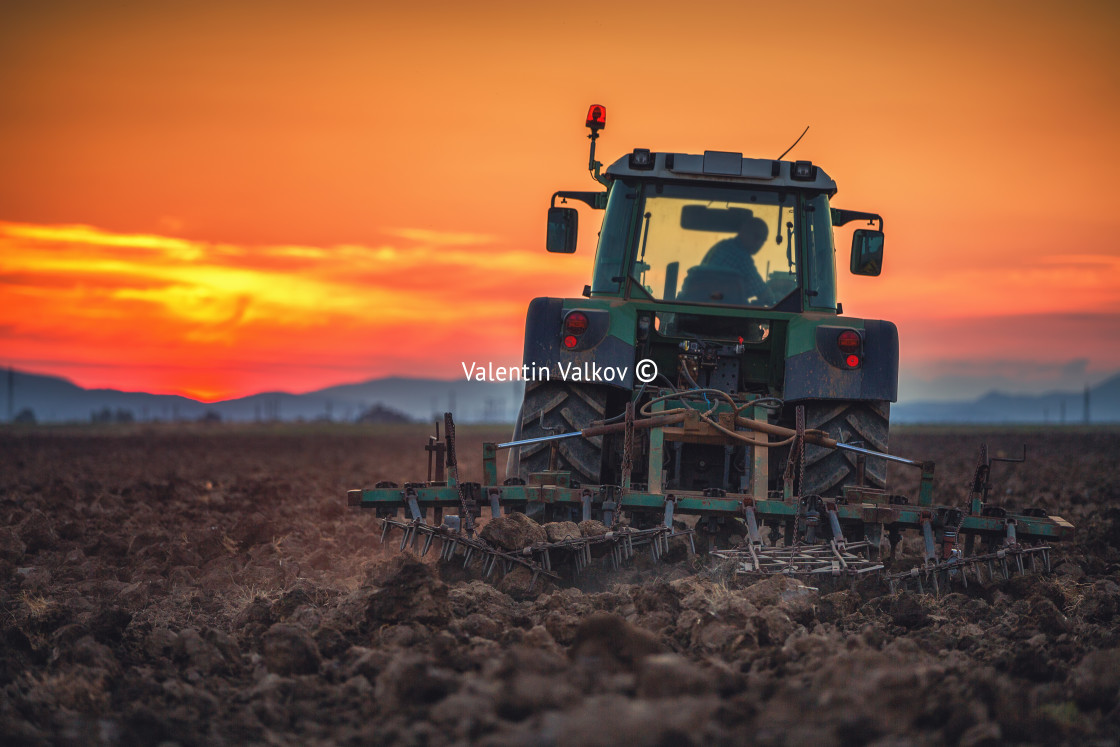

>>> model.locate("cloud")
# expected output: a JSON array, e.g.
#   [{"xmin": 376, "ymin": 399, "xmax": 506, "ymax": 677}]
[
  {"xmin": 381, "ymin": 227, "xmax": 500, "ymax": 246},
  {"xmin": 0, "ymin": 219, "xmax": 586, "ymax": 398}
]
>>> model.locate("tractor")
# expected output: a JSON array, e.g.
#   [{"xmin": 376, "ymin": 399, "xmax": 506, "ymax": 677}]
[
  {"xmin": 350, "ymin": 106, "xmax": 1071, "ymax": 592},
  {"xmin": 508, "ymin": 105, "xmax": 894, "ymax": 501}
]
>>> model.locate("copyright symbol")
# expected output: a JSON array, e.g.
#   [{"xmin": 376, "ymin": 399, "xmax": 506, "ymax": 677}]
[{"xmin": 635, "ymin": 359, "xmax": 658, "ymax": 384}]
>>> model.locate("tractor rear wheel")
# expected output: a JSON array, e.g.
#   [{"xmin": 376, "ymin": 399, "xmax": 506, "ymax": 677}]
[
  {"xmin": 775, "ymin": 400, "xmax": 890, "ymax": 497},
  {"xmin": 506, "ymin": 381, "xmax": 609, "ymax": 485}
]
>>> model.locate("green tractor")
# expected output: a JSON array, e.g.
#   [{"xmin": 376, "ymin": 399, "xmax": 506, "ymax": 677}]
[{"xmin": 508, "ymin": 105, "xmax": 896, "ymax": 499}]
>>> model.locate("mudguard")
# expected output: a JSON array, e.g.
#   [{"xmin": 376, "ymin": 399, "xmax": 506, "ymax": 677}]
[
  {"xmin": 783, "ymin": 318, "xmax": 898, "ymax": 402},
  {"xmin": 522, "ymin": 297, "xmax": 636, "ymax": 390}
]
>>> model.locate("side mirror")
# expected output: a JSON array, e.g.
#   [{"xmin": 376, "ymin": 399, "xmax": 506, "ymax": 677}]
[
  {"xmin": 546, "ymin": 207, "xmax": 578, "ymax": 253},
  {"xmin": 850, "ymin": 229, "xmax": 884, "ymax": 276}
]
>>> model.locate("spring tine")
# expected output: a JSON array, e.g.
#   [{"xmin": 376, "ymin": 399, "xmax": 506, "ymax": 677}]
[
  {"xmin": 688, "ymin": 533, "xmax": 696, "ymax": 556},
  {"xmin": 1044, "ymin": 549, "xmax": 1051, "ymax": 573},
  {"xmin": 398, "ymin": 526, "xmax": 409, "ymax": 552},
  {"xmin": 1016, "ymin": 554, "xmax": 1025, "ymax": 575},
  {"xmin": 421, "ymin": 532, "xmax": 434, "ymax": 557},
  {"xmin": 528, "ymin": 570, "xmax": 539, "ymax": 592},
  {"xmin": 484, "ymin": 555, "xmax": 497, "ymax": 578},
  {"xmin": 463, "ymin": 547, "xmax": 474, "ymax": 568},
  {"xmin": 543, "ymin": 550, "xmax": 551, "ymax": 572},
  {"xmin": 380, "ymin": 521, "xmax": 391, "ymax": 544}
]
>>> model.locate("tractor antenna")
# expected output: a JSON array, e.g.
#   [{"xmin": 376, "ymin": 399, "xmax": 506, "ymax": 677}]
[{"xmin": 776, "ymin": 126, "xmax": 809, "ymax": 161}]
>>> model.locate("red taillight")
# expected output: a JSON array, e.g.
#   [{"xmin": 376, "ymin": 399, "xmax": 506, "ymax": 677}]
[
  {"xmin": 564, "ymin": 312, "xmax": 589, "ymax": 335},
  {"xmin": 846, "ymin": 354, "xmax": 860, "ymax": 368},
  {"xmin": 837, "ymin": 330, "xmax": 861, "ymax": 353},
  {"xmin": 563, "ymin": 335, "xmax": 579, "ymax": 349}
]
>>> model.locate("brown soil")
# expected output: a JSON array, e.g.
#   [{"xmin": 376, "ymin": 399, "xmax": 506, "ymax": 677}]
[{"xmin": 1, "ymin": 424, "xmax": 1118, "ymax": 745}]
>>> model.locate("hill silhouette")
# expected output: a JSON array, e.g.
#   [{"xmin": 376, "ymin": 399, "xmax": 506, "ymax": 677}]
[{"xmin": 3, "ymin": 368, "xmax": 1117, "ymax": 425}]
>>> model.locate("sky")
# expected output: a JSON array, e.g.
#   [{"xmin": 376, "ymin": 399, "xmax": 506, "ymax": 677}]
[{"xmin": 1, "ymin": 0, "xmax": 1118, "ymax": 402}]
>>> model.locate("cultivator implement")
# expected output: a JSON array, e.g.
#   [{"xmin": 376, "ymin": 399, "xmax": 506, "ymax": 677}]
[
  {"xmin": 712, "ymin": 541, "xmax": 884, "ymax": 582},
  {"xmin": 379, "ymin": 513, "xmax": 694, "ymax": 590},
  {"xmin": 349, "ymin": 394, "xmax": 1072, "ymax": 592}
]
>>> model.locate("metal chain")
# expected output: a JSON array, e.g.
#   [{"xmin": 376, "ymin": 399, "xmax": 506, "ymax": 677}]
[
  {"xmin": 797, "ymin": 405, "xmax": 806, "ymax": 499},
  {"xmin": 622, "ymin": 400, "xmax": 634, "ymax": 486},
  {"xmin": 784, "ymin": 405, "xmax": 806, "ymax": 497}
]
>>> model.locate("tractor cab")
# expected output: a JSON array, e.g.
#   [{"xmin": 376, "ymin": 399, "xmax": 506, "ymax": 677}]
[{"xmin": 547, "ymin": 107, "xmax": 885, "ymax": 321}]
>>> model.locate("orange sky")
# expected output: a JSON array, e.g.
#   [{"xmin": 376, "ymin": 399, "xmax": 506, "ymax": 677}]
[{"xmin": 2, "ymin": 0, "xmax": 1118, "ymax": 402}]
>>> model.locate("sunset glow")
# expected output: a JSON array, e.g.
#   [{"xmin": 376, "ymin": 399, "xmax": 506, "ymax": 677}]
[{"xmin": 2, "ymin": 1, "xmax": 1118, "ymax": 402}]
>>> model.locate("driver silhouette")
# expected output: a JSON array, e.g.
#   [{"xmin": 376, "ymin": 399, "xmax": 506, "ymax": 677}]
[{"xmin": 694, "ymin": 212, "xmax": 775, "ymax": 305}]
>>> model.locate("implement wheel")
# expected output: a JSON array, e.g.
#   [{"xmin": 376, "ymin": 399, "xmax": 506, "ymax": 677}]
[
  {"xmin": 506, "ymin": 381, "xmax": 608, "ymax": 485},
  {"xmin": 775, "ymin": 400, "xmax": 890, "ymax": 497}
]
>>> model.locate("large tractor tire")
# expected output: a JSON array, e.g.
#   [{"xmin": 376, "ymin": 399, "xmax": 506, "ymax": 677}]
[
  {"xmin": 776, "ymin": 400, "xmax": 890, "ymax": 497},
  {"xmin": 506, "ymin": 381, "xmax": 609, "ymax": 485}
]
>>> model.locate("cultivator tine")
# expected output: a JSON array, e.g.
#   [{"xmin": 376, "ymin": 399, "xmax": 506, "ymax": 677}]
[
  {"xmin": 421, "ymin": 532, "xmax": 435, "ymax": 557},
  {"xmin": 380, "ymin": 520, "xmax": 392, "ymax": 545},
  {"xmin": 744, "ymin": 503, "xmax": 763, "ymax": 546},
  {"xmin": 887, "ymin": 543, "xmax": 1053, "ymax": 593}
]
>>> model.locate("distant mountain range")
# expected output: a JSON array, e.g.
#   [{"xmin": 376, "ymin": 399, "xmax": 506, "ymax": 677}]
[
  {"xmin": 2, "ymin": 370, "xmax": 524, "ymax": 425},
  {"xmin": 3, "ymin": 368, "xmax": 1118, "ymax": 425},
  {"xmin": 892, "ymin": 372, "xmax": 1120, "ymax": 424}
]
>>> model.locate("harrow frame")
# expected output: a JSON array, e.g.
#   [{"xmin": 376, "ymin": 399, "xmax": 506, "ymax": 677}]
[{"xmin": 349, "ymin": 400, "xmax": 1073, "ymax": 589}]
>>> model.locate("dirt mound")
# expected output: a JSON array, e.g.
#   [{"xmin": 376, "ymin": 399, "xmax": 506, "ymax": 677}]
[
  {"xmin": 543, "ymin": 521, "xmax": 580, "ymax": 542},
  {"xmin": 481, "ymin": 512, "xmax": 547, "ymax": 551},
  {"xmin": 578, "ymin": 519, "xmax": 608, "ymax": 537}
]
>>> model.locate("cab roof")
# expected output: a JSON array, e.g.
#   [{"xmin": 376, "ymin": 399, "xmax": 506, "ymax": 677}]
[{"xmin": 604, "ymin": 149, "xmax": 837, "ymax": 195}]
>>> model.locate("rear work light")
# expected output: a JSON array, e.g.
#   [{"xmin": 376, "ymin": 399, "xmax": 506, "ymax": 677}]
[
  {"xmin": 790, "ymin": 160, "xmax": 817, "ymax": 181},
  {"xmin": 564, "ymin": 311, "xmax": 589, "ymax": 336}
]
